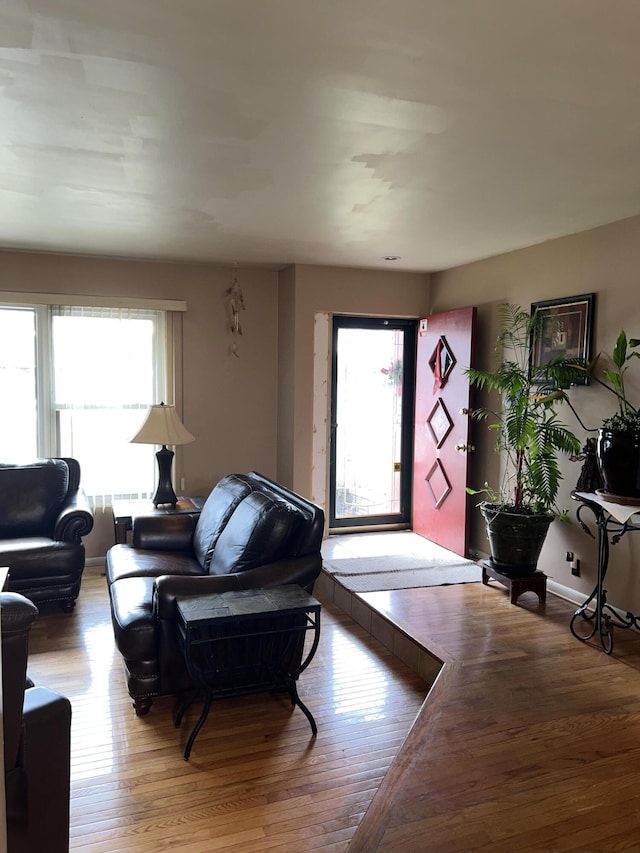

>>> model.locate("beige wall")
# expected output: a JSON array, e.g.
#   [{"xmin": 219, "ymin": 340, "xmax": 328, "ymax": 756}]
[
  {"xmin": 276, "ymin": 266, "xmax": 296, "ymax": 489},
  {"xmin": 278, "ymin": 264, "xmax": 431, "ymax": 498},
  {"xmin": 0, "ymin": 250, "xmax": 430, "ymax": 559},
  {"xmin": 430, "ymin": 213, "xmax": 640, "ymax": 611},
  {"xmin": 10, "ymin": 213, "xmax": 640, "ymax": 614},
  {"xmin": 0, "ymin": 250, "xmax": 280, "ymax": 558}
]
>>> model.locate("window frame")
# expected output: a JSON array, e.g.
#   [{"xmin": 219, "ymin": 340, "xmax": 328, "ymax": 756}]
[{"xmin": 0, "ymin": 299, "xmax": 178, "ymax": 504}]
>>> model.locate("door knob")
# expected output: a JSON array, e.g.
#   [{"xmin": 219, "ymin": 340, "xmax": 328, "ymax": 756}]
[
  {"xmin": 455, "ymin": 443, "xmax": 475, "ymax": 453},
  {"xmin": 459, "ymin": 408, "xmax": 472, "ymax": 416}
]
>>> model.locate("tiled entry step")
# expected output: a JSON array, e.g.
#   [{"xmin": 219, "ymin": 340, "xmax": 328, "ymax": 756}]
[{"xmin": 314, "ymin": 568, "xmax": 442, "ymax": 687}]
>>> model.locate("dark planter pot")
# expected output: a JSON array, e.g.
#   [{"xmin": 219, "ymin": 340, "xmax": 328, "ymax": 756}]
[
  {"xmin": 480, "ymin": 504, "xmax": 554, "ymax": 576},
  {"xmin": 596, "ymin": 427, "xmax": 640, "ymax": 498}
]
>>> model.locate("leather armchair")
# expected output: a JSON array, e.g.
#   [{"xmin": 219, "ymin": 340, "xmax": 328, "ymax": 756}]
[
  {"xmin": 2, "ymin": 592, "xmax": 72, "ymax": 853},
  {"xmin": 0, "ymin": 458, "xmax": 94, "ymax": 611}
]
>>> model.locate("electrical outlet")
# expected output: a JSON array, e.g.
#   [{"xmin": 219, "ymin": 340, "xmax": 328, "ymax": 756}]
[
  {"xmin": 565, "ymin": 551, "xmax": 574, "ymax": 562},
  {"xmin": 571, "ymin": 558, "xmax": 580, "ymax": 577}
]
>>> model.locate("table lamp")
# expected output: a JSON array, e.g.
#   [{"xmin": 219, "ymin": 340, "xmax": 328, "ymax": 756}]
[{"xmin": 130, "ymin": 402, "xmax": 195, "ymax": 506}]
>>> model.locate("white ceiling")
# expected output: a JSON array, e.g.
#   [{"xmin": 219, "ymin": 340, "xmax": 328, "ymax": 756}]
[{"xmin": 2, "ymin": 0, "xmax": 640, "ymax": 272}]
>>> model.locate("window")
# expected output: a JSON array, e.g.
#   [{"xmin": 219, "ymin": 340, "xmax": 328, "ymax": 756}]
[
  {"xmin": 0, "ymin": 307, "xmax": 38, "ymax": 459},
  {"xmin": 0, "ymin": 303, "xmax": 169, "ymax": 506}
]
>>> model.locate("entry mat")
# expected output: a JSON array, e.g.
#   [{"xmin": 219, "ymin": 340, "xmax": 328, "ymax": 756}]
[{"xmin": 323, "ymin": 548, "xmax": 481, "ymax": 593}]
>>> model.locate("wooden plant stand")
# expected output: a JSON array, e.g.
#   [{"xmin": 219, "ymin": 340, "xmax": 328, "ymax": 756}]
[{"xmin": 482, "ymin": 560, "xmax": 547, "ymax": 605}]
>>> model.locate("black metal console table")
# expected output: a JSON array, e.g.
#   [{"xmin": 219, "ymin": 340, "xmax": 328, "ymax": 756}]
[
  {"xmin": 175, "ymin": 585, "xmax": 321, "ymax": 759},
  {"xmin": 570, "ymin": 491, "xmax": 640, "ymax": 654}
]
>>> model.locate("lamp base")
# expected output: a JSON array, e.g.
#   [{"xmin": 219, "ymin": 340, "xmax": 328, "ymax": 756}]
[{"xmin": 152, "ymin": 447, "xmax": 178, "ymax": 506}]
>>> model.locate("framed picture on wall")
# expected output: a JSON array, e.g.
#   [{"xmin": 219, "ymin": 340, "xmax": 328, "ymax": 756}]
[{"xmin": 530, "ymin": 293, "xmax": 595, "ymax": 384}]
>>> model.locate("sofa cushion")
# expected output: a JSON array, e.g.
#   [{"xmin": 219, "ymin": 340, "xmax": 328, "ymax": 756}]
[
  {"xmin": 208, "ymin": 490, "xmax": 301, "ymax": 576},
  {"xmin": 0, "ymin": 538, "xmax": 84, "ymax": 582},
  {"xmin": 246, "ymin": 475, "xmax": 323, "ymax": 557},
  {"xmin": 0, "ymin": 460, "xmax": 69, "ymax": 538},
  {"xmin": 192, "ymin": 474, "xmax": 255, "ymax": 571},
  {"xmin": 106, "ymin": 544, "xmax": 203, "ymax": 584}
]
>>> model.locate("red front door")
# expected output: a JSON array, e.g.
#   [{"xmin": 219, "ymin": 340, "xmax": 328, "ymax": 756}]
[{"xmin": 412, "ymin": 307, "xmax": 477, "ymax": 557}]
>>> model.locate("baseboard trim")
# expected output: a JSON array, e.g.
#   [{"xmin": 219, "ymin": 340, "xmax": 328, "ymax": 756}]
[
  {"xmin": 85, "ymin": 556, "xmax": 106, "ymax": 577},
  {"xmin": 547, "ymin": 577, "xmax": 640, "ymax": 635},
  {"xmin": 547, "ymin": 579, "xmax": 583, "ymax": 606}
]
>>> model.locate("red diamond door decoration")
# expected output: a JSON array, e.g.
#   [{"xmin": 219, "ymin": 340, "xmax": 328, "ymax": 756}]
[
  {"xmin": 424, "ymin": 459, "xmax": 452, "ymax": 508},
  {"xmin": 428, "ymin": 336, "xmax": 456, "ymax": 389},
  {"xmin": 426, "ymin": 399, "xmax": 453, "ymax": 448}
]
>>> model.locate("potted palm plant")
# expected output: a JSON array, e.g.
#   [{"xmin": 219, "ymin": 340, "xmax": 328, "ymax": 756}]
[{"xmin": 467, "ymin": 304, "xmax": 583, "ymax": 575}]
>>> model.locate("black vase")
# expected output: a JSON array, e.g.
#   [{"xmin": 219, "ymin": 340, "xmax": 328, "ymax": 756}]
[{"xmin": 596, "ymin": 428, "xmax": 640, "ymax": 498}]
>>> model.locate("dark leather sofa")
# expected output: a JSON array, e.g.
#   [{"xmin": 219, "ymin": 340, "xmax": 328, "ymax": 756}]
[
  {"xmin": 106, "ymin": 472, "xmax": 324, "ymax": 715},
  {"xmin": 3, "ymin": 592, "xmax": 72, "ymax": 853},
  {"xmin": 0, "ymin": 458, "xmax": 94, "ymax": 611}
]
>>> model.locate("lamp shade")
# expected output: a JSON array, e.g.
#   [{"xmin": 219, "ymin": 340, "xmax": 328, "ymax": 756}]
[{"xmin": 130, "ymin": 403, "xmax": 195, "ymax": 447}]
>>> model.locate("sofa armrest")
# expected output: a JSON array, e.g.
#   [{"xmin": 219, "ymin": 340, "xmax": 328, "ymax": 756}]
[
  {"xmin": 153, "ymin": 553, "xmax": 322, "ymax": 619},
  {"xmin": 133, "ymin": 514, "xmax": 199, "ymax": 551},
  {"xmin": 235, "ymin": 554, "xmax": 322, "ymax": 593},
  {"xmin": 20, "ymin": 686, "xmax": 72, "ymax": 853},
  {"xmin": 154, "ymin": 573, "xmax": 243, "ymax": 619},
  {"xmin": 2, "ymin": 593, "xmax": 39, "ymax": 772},
  {"xmin": 53, "ymin": 487, "xmax": 94, "ymax": 543}
]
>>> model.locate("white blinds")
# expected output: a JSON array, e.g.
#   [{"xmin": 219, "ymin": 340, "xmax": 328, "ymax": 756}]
[{"xmin": 51, "ymin": 305, "xmax": 170, "ymax": 507}]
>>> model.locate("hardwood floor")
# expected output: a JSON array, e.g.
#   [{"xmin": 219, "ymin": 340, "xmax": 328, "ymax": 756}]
[
  {"xmin": 349, "ymin": 582, "xmax": 640, "ymax": 852},
  {"xmin": 27, "ymin": 548, "xmax": 640, "ymax": 852},
  {"xmin": 24, "ymin": 572, "xmax": 427, "ymax": 853}
]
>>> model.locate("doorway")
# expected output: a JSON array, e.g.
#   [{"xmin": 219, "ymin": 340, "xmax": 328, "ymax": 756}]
[{"xmin": 329, "ymin": 316, "xmax": 417, "ymax": 531}]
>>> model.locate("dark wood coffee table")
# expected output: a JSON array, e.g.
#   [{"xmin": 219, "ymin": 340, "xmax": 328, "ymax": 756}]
[{"xmin": 174, "ymin": 585, "xmax": 321, "ymax": 759}]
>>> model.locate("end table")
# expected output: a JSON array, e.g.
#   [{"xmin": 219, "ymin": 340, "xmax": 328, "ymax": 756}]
[
  {"xmin": 111, "ymin": 496, "xmax": 204, "ymax": 544},
  {"xmin": 175, "ymin": 585, "xmax": 321, "ymax": 760},
  {"xmin": 570, "ymin": 490, "xmax": 640, "ymax": 653}
]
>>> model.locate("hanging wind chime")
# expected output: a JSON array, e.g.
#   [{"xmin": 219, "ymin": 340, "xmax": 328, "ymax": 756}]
[{"xmin": 225, "ymin": 263, "xmax": 245, "ymax": 357}]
